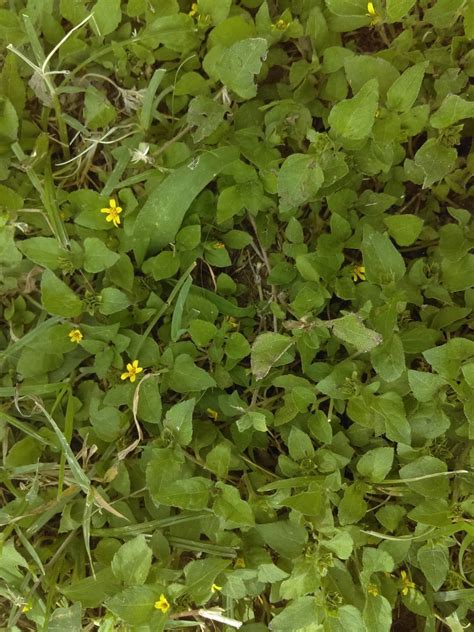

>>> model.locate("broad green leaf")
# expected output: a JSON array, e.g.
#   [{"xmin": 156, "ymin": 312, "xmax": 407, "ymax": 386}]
[
  {"xmin": 251, "ymin": 333, "xmax": 294, "ymax": 380},
  {"xmin": 111, "ymin": 535, "xmax": 152, "ymax": 586},
  {"xmin": 187, "ymin": 96, "xmax": 228, "ymax": 142},
  {"xmin": 256, "ymin": 520, "xmax": 308, "ymax": 558},
  {"xmin": 407, "ymin": 370, "xmax": 446, "ymax": 402},
  {"xmin": 281, "ymin": 487, "xmax": 325, "ymax": 516},
  {"xmin": 362, "ymin": 225, "xmax": 406, "ymax": 285},
  {"xmin": 338, "ymin": 483, "xmax": 367, "ymax": 525},
  {"xmin": 153, "ymin": 476, "xmax": 211, "ymax": 510},
  {"xmin": 216, "ymin": 38, "xmax": 268, "ymax": 99},
  {"xmin": 184, "ymin": 558, "xmax": 231, "ymax": 604},
  {"xmin": 83, "ymin": 237, "xmax": 119, "ymax": 273},
  {"xmin": 270, "ymin": 596, "xmax": 320, "ymax": 632},
  {"xmin": 167, "ymin": 354, "xmax": 216, "ymax": 393},
  {"xmin": 41, "ymin": 270, "xmax": 82, "ymax": 318},
  {"xmin": 399, "ymin": 456, "xmax": 449, "ymax": 498},
  {"xmin": 134, "ymin": 146, "xmax": 238, "ymax": 253},
  {"xmin": 363, "ymin": 594, "xmax": 392, "ymax": 632},
  {"xmin": 357, "ymin": 447, "xmax": 394, "ymax": 482},
  {"xmin": 148, "ymin": 14, "xmax": 199, "ymax": 53},
  {"xmin": 328, "ymin": 78, "xmax": 379, "ymax": 141},
  {"xmin": 105, "ymin": 586, "xmax": 156, "ymax": 625},
  {"xmin": 384, "ymin": 214, "xmax": 424, "ymax": 246},
  {"xmin": 213, "ymin": 482, "xmax": 255, "ymax": 527},
  {"xmin": 386, "ymin": 62, "xmax": 427, "ymax": 112},
  {"xmin": 163, "ymin": 398, "xmax": 195, "ymax": 446},
  {"xmin": 417, "ymin": 544, "xmax": 449, "ymax": 590},
  {"xmin": 370, "ymin": 334, "xmax": 405, "ymax": 382},
  {"xmin": 48, "ymin": 603, "xmax": 81, "ymax": 632},
  {"xmin": 92, "ymin": 0, "xmax": 122, "ymax": 35},
  {"xmin": 99, "ymin": 287, "xmax": 131, "ymax": 315},
  {"xmin": 331, "ymin": 313, "xmax": 382, "ymax": 353},
  {"xmin": 430, "ymin": 94, "xmax": 474, "ymax": 128},
  {"xmin": 386, "ymin": 0, "xmax": 416, "ymax": 21},
  {"xmin": 326, "ymin": 605, "xmax": 365, "ymax": 632},
  {"xmin": 414, "ymin": 138, "xmax": 457, "ymax": 188},
  {"xmin": 61, "ymin": 569, "xmax": 121, "ymax": 608},
  {"xmin": 423, "ymin": 338, "xmax": 474, "ymax": 380},
  {"xmin": 137, "ymin": 376, "xmax": 162, "ymax": 424},
  {"xmin": 373, "ymin": 393, "xmax": 411, "ymax": 445},
  {"xmin": 278, "ymin": 154, "xmax": 325, "ymax": 212},
  {"xmin": 18, "ymin": 237, "xmax": 65, "ymax": 270}
]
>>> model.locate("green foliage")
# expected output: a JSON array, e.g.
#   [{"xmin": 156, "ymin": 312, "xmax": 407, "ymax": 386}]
[{"xmin": 0, "ymin": 0, "xmax": 473, "ymax": 630}]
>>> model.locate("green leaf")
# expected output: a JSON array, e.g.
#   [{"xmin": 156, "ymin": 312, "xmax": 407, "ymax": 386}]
[
  {"xmin": 99, "ymin": 287, "xmax": 131, "ymax": 315},
  {"xmin": 216, "ymin": 38, "xmax": 268, "ymax": 99},
  {"xmin": 134, "ymin": 146, "xmax": 238, "ymax": 253},
  {"xmin": 111, "ymin": 535, "xmax": 152, "ymax": 586},
  {"xmin": 148, "ymin": 14, "xmax": 199, "ymax": 53},
  {"xmin": 0, "ymin": 97, "xmax": 18, "ymax": 141},
  {"xmin": 417, "ymin": 544, "xmax": 449, "ymax": 590},
  {"xmin": 105, "ymin": 586, "xmax": 156, "ymax": 625},
  {"xmin": 407, "ymin": 370, "xmax": 446, "ymax": 402},
  {"xmin": 357, "ymin": 447, "xmax": 394, "ymax": 482},
  {"xmin": 163, "ymin": 398, "xmax": 195, "ymax": 446},
  {"xmin": 331, "ymin": 313, "xmax": 383, "ymax": 353},
  {"xmin": 370, "ymin": 334, "xmax": 405, "ymax": 382},
  {"xmin": 270, "ymin": 596, "xmax": 319, "ymax": 632},
  {"xmin": 363, "ymin": 595, "xmax": 392, "ymax": 632},
  {"xmin": 384, "ymin": 214, "xmax": 424, "ymax": 246},
  {"xmin": 92, "ymin": 0, "xmax": 122, "ymax": 36},
  {"xmin": 328, "ymin": 78, "xmax": 379, "ymax": 141},
  {"xmin": 430, "ymin": 94, "xmax": 474, "ymax": 128},
  {"xmin": 251, "ymin": 333, "xmax": 294, "ymax": 380},
  {"xmin": 167, "ymin": 354, "xmax": 216, "ymax": 393},
  {"xmin": 187, "ymin": 96, "xmax": 228, "ymax": 142},
  {"xmin": 142, "ymin": 251, "xmax": 180, "ymax": 281},
  {"xmin": 362, "ymin": 225, "xmax": 406, "ymax": 285},
  {"xmin": 326, "ymin": 605, "xmax": 365, "ymax": 632},
  {"xmin": 386, "ymin": 0, "xmax": 416, "ymax": 21},
  {"xmin": 414, "ymin": 138, "xmax": 457, "ymax": 188},
  {"xmin": 184, "ymin": 558, "xmax": 230, "ymax": 604},
  {"xmin": 83, "ymin": 237, "xmax": 119, "ymax": 273},
  {"xmin": 48, "ymin": 604, "xmax": 82, "ymax": 632},
  {"xmin": 41, "ymin": 270, "xmax": 82, "ymax": 318},
  {"xmin": 278, "ymin": 154, "xmax": 325, "ymax": 212},
  {"xmin": 423, "ymin": 338, "xmax": 474, "ymax": 380},
  {"xmin": 386, "ymin": 62, "xmax": 427, "ymax": 112},
  {"xmin": 281, "ymin": 487, "xmax": 325, "ymax": 516},
  {"xmin": 137, "ymin": 376, "xmax": 162, "ymax": 424},
  {"xmin": 399, "ymin": 456, "xmax": 449, "ymax": 498},
  {"xmin": 153, "ymin": 477, "xmax": 212, "ymax": 510},
  {"xmin": 18, "ymin": 237, "xmax": 65, "ymax": 270},
  {"xmin": 256, "ymin": 520, "xmax": 308, "ymax": 558},
  {"xmin": 338, "ymin": 483, "xmax": 367, "ymax": 525},
  {"xmin": 213, "ymin": 482, "xmax": 255, "ymax": 527}
]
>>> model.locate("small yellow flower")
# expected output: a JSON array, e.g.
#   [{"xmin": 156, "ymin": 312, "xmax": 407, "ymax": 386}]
[
  {"xmin": 22, "ymin": 603, "xmax": 32, "ymax": 613},
  {"xmin": 189, "ymin": 2, "xmax": 198, "ymax": 16},
  {"xmin": 207, "ymin": 408, "xmax": 219, "ymax": 421},
  {"xmin": 400, "ymin": 570, "xmax": 416, "ymax": 596},
  {"xmin": 100, "ymin": 199, "xmax": 123, "ymax": 228},
  {"xmin": 352, "ymin": 265, "xmax": 366, "ymax": 282},
  {"xmin": 154, "ymin": 593, "xmax": 170, "ymax": 613},
  {"xmin": 273, "ymin": 18, "xmax": 289, "ymax": 31},
  {"xmin": 213, "ymin": 241, "xmax": 225, "ymax": 249},
  {"xmin": 68, "ymin": 329, "xmax": 83, "ymax": 343},
  {"xmin": 226, "ymin": 316, "xmax": 239, "ymax": 329},
  {"xmin": 367, "ymin": 583, "xmax": 380, "ymax": 597},
  {"xmin": 366, "ymin": 2, "xmax": 381, "ymax": 25},
  {"xmin": 211, "ymin": 583, "xmax": 222, "ymax": 593},
  {"xmin": 234, "ymin": 557, "xmax": 246, "ymax": 568},
  {"xmin": 121, "ymin": 359, "xmax": 143, "ymax": 383}
]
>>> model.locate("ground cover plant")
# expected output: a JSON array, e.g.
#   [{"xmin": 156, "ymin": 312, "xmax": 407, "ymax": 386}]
[{"xmin": 0, "ymin": 0, "xmax": 473, "ymax": 630}]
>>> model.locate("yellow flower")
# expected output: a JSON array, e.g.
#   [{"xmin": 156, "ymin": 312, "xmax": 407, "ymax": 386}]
[
  {"xmin": 207, "ymin": 408, "xmax": 219, "ymax": 421},
  {"xmin": 273, "ymin": 18, "xmax": 289, "ymax": 31},
  {"xmin": 211, "ymin": 583, "xmax": 222, "ymax": 593},
  {"xmin": 68, "ymin": 329, "xmax": 83, "ymax": 343},
  {"xmin": 226, "ymin": 316, "xmax": 239, "ymax": 329},
  {"xmin": 189, "ymin": 2, "xmax": 198, "ymax": 16},
  {"xmin": 22, "ymin": 602, "xmax": 32, "ymax": 613},
  {"xmin": 213, "ymin": 241, "xmax": 225, "ymax": 249},
  {"xmin": 400, "ymin": 570, "xmax": 416, "ymax": 596},
  {"xmin": 154, "ymin": 593, "xmax": 170, "ymax": 613},
  {"xmin": 121, "ymin": 360, "xmax": 143, "ymax": 383},
  {"xmin": 352, "ymin": 265, "xmax": 366, "ymax": 282},
  {"xmin": 366, "ymin": 2, "xmax": 381, "ymax": 25},
  {"xmin": 100, "ymin": 198, "xmax": 123, "ymax": 228},
  {"xmin": 234, "ymin": 557, "xmax": 246, "ymax": 568},
  {"xmin": 367, "ymin": 583, "xmax": 380, "ymax": 597}
]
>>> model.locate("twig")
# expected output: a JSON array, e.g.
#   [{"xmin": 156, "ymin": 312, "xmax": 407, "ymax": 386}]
[{"xmin": 248, "ymin": 215, "xmax": 278, "ymax": 332}]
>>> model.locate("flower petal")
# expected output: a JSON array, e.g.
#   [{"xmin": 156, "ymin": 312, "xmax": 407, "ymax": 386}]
[
  {"xmin": 101, "ymin": 208, "xmax": 111, "ymax": 214},
  {"xmin": 121, "ymin": 372, "xmax": 130, "ymax": 380},
  {"xmin": 126, "ymin": 363, "xmax": 134, "ymax": 372},
  {"xmin": 109, "ymin": 199, "xmax": 116, "ymax": 209}
]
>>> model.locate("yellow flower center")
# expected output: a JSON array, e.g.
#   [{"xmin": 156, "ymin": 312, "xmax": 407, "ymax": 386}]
[
  {"xmin": 100, "ymin": 199, "xmax": 123, "ymax": 228},
  {"xmin": 68, "ymin": 329, "xmax": 83, "ymax": 343},
  {"xmin": 213, "ymin": 241, "xmax": 225, "ymax": 249},
  {"xmin": 154, "ymin": 593, "xmax": 170, "ymax": 613},
  {"xmin": 352, "ymin": 265, "xmax": 366, "ymax": 282},
  {"xmin": 400, "ymin": 570, "xmax": 416, "ymax": 595},
  {"xmin": 121, "ymin": 360, "xmax": 144, "ymax": 383},
  {"xmin": 274, "ymin": 18, "xmax": 289, "ymax": 30},
  {"xmin": 367, "ymin": 583, "xmax": 380, "ymax": 597}
]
